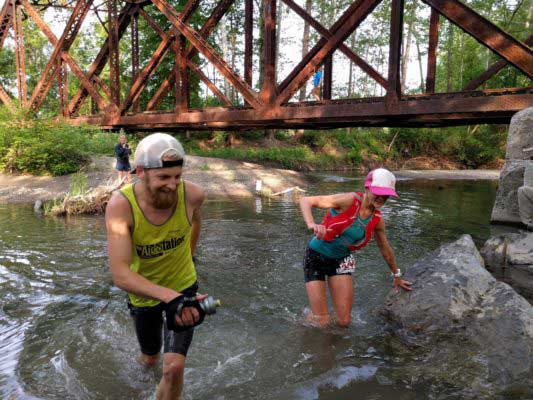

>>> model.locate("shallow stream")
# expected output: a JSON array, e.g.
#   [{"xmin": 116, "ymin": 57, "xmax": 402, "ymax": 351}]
[{"xmin": 0, "ymin": 175, "xmax": 519, "ymax": 399}]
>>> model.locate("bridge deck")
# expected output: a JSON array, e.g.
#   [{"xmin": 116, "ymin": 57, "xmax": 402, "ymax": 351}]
[{"xmin": 74, "ymin": 88, "xmax": 533, "ymax": 130}]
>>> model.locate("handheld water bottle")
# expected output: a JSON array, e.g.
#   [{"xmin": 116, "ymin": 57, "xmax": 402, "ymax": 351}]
[{"xmin": 198, "ymin": 296, "xmax": 222, "ymax": 315}]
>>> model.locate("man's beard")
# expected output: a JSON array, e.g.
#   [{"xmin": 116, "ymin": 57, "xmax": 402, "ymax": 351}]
[{"xmin": 146, "ymin": 184, "xmax": 177, "ymax": 209}]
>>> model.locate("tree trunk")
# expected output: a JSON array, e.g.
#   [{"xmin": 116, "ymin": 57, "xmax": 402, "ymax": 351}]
[
  {"xmin": 226, "ymin": 131, "xmax": 235, "ymax": 147},
  {"xmin": 298, "ymin": 0, "xmax": 312, "ymax": 101},
  {"xmin": 257, "ymin": 0, "xmax": 265, "ymax": 89},
  {"xmin": 230, "ymin": 32, "xmax": 237, "ymax": 103},
  {"xmin": 347, "ymin": 34, "xmax": 356, "ymax": 97},
  {"xmin": 415, "ymin": 35, "xmax": 424, "ymax": 92},
  {"xmin": 219, "ymin": 20, "xmax": 231, "ymax": 97},
  {"xmin": 401, "ymin": 4, "xmax": 416, "ymax": 89},
  {"xmin": 275, "ymin": 0, "xmax": 283, "ymax": 83},
  {"xmin": 459, "ymin": 33, "xmax": 464, "ymax": 88},
  {"xmin": 446, "ymin": 22, "xmax": 454, "ymax": 92}
]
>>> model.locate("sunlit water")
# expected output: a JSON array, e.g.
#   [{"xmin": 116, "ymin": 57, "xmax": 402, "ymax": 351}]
[{"xmin": 0, "ymin": 175, "xmax": 521, "ymax": 399}]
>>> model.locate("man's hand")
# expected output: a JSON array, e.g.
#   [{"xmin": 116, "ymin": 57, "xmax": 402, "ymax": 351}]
[
  {"xmin": 393, "ymin": 277, "xmax": 412, "ymax": 292},
  {"xmin": 308, "ymin": 223, "xmax": 331, "ymax": 240},
  {"xmin": 165, "ymin": 293, "xmax": 208, "ymax": 331},
  {"xmin": 173, "ymin": 294, "xmax": 208, "ymax": 327}
]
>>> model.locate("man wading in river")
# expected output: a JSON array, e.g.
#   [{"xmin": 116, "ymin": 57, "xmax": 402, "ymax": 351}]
[{"xmin": 106, "ymin": 133, "xmax": 206, "ymax": 399}]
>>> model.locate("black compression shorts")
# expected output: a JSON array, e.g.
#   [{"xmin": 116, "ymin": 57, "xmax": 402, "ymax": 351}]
[
  {"xmin": 128, "ymin": 282, "xmax": 198, "ymax": 357},
  {"xmin": 303, "ymin": 247, "xmax": 355, "ymax": 282}
]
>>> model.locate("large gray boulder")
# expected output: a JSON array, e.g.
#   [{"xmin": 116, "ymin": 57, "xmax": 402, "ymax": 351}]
[
  {"xmin": 492, "ymin": 107, "xmax": 533, "ymax": 226},
  {"xmin": 518, "ymin": 162, "xmax": 533, "ymax": 228},
  {"xmin": 506, "ymin": 107, "xmax": 533, "ymax": 160},
  {"xmin": 381, "ymin": 235, "xmax": 533, "ymax": 399},
  {"xmin": 481, "ymin": 231, "xmax": 533, "ymax": 300},
  {"xmin": 518, "ymin": 186, "xmax": 533, "ymax": 228},
  {"xmin": 491, "ymin": 160, "xmax": 528, "ymax": 224}
]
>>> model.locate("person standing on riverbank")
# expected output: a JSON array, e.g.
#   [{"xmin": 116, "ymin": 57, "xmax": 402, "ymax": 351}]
[
  {"xmin": 115, "ymin": 134, "xmax": 132, "ymax": 183},
  {"xmin": 106, "ymin": 133, "xmax": 206, "ymax": 400},
  {"xmin": 299, "ymin": 168, "xmax": 412, "ymax": 328}
]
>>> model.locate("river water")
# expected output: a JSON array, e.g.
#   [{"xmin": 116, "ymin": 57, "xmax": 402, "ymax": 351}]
[{"xmin": 0, "ymin": 175, "xmax": 520, "ymax": 399}]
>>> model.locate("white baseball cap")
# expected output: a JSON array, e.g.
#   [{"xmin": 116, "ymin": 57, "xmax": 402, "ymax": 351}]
[
  {"xmin": 134, "ymin": 133, "xmax": 185, "ymax": 170},
  {"xmin": 364, "ymin": 168, "xmax": 398, "ymax": 197}
]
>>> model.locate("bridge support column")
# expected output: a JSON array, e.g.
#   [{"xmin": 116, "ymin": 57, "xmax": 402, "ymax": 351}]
[{"xmin": 492, "ymin": 107, "xmax": 533, "ymax": 228}]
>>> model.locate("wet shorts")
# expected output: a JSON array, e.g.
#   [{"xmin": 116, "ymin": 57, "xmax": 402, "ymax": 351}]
[
  {"xmin": 128, "ymin": 282, "xmax": 198, "ymax": 357},
  {"xmin": 303, "ymin": 247, "xmax": 356, "ymax": 283},
  {"xmin": 116, "ymin": 160, "xmax": 131, "ymax": 171}
]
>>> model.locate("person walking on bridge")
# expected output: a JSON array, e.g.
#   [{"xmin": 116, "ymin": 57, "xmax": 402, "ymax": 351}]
[
  {"xmin": 299, "ymin": 168, "xmax": 412, "ymax": 328},
  {"xmin": 310, "ymin": 69, "xmax": 323, "ymax": 101},
  {"xmin": 105, "ymin": 133, "xmax": 207, "ymax": 399}
]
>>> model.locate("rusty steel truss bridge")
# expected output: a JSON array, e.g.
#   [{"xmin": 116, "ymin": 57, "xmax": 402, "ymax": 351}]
[{"xmin": 0, "ymin": 0, "xmax": 532, "ymax": 130}]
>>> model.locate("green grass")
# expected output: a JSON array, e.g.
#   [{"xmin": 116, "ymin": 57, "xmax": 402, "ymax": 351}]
[{"xmin": 0, "ymin": 106, "xmax": 136, "ymax": 176}]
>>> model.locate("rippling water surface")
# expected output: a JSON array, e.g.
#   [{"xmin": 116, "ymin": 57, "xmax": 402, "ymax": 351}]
[{"xmin": 0, "ymin": 175, "xmax": 519, "ymax": 399}]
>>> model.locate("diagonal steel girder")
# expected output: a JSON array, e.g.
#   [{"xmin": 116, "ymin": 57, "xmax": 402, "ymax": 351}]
[
  {"xmin": 464, "ymin": 35, "xmax": 533, "ymax": 91},
  {"xmin": 69, "ymin": 2, "xmax": 138, "ymax": 115},
  {"xmin": 21, "ymin": 0, "xmax": 107, "ymax": 111},
  {"xmin": 120, "ymin": 1, "xmax": 200, "ymax": 113},
  {"xmin": 28, "ymin": 0, "xmax": 95, "ymax": 111},
  {"xmin": 146, "ymin": 0, "xmax": 235, "ymax": 110},
  {"xmin": 138, "ymin": 9, "xmax": 232, "ymax": 107},
  {"xmin": 282, "ymin": 0, "xmax": 387, "ymax": 89},
  {"xmin": 186, "ymin": 60, "xmax": 233, "ymax": 106},
  {"xmin": 422, "ymin": 0, "xmax": 533, "ymax": 78},
  {"xmin": 120, "ymin": 26, "xmax": 173, "ymax": 113},
  {"xmin": 275, "ymin": 0, "xmax": 382, "ymax": 107},
  {"xmin": 0, "ymin": 0, "xmax": 14, "ymax": 51},
  {"xmin": 151, "ymin": 0, "xmax": 261, "ymax": 109}
]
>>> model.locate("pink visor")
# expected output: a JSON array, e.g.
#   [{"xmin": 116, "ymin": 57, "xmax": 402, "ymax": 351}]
[{"xmin": 364, "ymin": 168, "xmax": 399, "ymax": 197}]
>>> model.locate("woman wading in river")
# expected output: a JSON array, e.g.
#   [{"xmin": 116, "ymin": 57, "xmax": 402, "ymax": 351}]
[{"xmin": 299, "ymin": 168, "xmax": 412, "ymax": 328}]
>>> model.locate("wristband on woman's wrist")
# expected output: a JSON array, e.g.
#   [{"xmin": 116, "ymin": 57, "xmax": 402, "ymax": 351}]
[{"xmin": 391, "ymin": 268, "xmax": 402, "ymax": 279}]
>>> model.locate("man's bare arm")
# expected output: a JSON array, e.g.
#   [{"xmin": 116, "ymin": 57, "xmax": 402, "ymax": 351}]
[{"xmin": 184, "ymin": 181, "xmax": 205, "ymax": 256}]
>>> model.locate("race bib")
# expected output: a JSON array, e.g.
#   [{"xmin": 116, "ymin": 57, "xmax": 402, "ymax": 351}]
[{"xmin": 336, "ymin": 254, "xmax": 356, "ymax": 274}]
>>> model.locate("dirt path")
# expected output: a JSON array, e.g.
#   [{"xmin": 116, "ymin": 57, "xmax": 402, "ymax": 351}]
[
  {"xmin": 0, "ymin": 156, "xmax": 309, "ymax": 204},
  {"xmin": 0, "ymin": 155, "xmax": 500, "ymax": 205}
]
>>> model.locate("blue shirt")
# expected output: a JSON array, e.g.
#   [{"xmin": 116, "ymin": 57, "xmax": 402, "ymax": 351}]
[
  {"xmin": 309, "ymin": 209, "xmax": 371, "ymax": 259},
  {"xmin": 313, "ymin": 70, "xmax": 322, "ymax": 87}
]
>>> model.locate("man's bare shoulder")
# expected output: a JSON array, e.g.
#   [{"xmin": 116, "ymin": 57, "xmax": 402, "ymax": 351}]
[
  {"xmin": 183, "ymin": 180, "xmax": 205, "ymax": 206},
  {"xmin": 106, "ymin": 190, "xmax": 133, "ymax": 220}
]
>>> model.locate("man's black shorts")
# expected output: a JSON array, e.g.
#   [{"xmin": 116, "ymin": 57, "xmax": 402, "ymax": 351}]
[
  {"xmin": 303, "ymin": 247, "xmax": 355, "ymax": 282},
  {"xmin": 128, "ymin": 282, "xmax": 198, "ymax": 357}
]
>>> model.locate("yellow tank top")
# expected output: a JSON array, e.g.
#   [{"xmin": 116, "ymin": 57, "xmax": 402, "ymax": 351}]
[{"xmin": 120, "ymin": 182, "xmax": 197, "ymax": 307}]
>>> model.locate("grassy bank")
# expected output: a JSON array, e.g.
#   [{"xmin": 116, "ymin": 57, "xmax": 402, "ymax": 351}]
[{"xmin": 182, "ymin": 125, "xmax": 507, "ymax": 171}]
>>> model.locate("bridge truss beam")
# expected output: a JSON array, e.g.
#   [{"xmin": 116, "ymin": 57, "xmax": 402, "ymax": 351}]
[{"xmin": 0, "ymin": 0, "xmax": 530, "ymax": 129}]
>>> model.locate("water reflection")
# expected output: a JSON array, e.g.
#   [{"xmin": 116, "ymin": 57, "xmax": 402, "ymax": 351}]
[{"xmin": 0, "ymin": 176, "xmax": 521, "ymax": 399}]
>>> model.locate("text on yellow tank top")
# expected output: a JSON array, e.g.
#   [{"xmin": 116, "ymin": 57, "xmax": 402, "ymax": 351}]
[{"xmin": 120, "ymin": 181, "xmax": 197, "ymax": 307}]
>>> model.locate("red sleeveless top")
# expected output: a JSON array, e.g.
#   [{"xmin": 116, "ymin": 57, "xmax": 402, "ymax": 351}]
[{"xmin": 320, "ymin": 192, "xmax": 382, "ymax": 251}]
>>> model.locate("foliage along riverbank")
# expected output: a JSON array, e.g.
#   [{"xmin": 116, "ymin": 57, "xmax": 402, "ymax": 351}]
[
  {"xmin": 182, "ymin": 124, "xmax": 506, "ymax": 171},
  {"xmin": 0, "ymin": 106, "xmax": 506, "ymax": 177}
]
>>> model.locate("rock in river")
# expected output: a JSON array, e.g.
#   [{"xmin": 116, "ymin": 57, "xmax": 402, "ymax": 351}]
[{"xmin": 380, "ymin": 235, "xmax": 533, "ymax": 399}]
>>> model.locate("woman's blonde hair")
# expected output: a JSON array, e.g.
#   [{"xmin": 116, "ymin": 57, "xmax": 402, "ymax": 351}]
[{"xmin": 118, "ymin": 134, "xmax": 127, "ymax": 143}]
